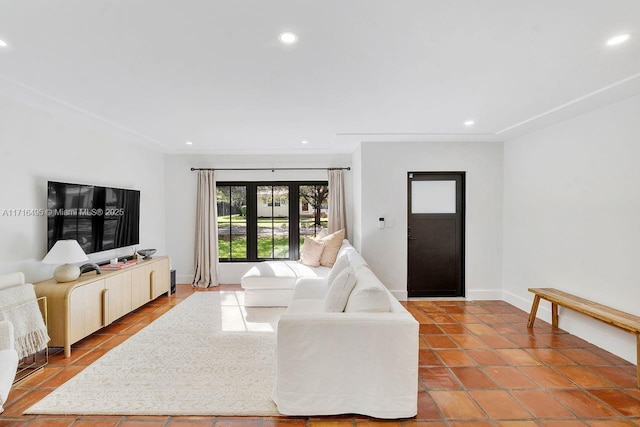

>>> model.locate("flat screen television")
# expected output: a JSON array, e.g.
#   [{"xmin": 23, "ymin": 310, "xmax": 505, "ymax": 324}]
[{"xmin": 47, "ymin": 181, "xmax": 140, "ymax": 255}]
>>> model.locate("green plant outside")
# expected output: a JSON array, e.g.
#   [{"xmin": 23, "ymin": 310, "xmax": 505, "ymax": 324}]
[
  {"xmin": 218, "ymin": 215, "xmax": 328, "ymax": 259},
  {"xmin": 218, "ymin": 215, "xmax": 325, "ymax": 225},
  {"xmin": 218, "ymin": 235, "xmax": 290, "ymax": 259}
]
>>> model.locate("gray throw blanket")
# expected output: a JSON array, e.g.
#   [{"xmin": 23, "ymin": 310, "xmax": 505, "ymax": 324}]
[{"xmin": 0, "ymin": 283, "xmax": 50, "ymax": 359}]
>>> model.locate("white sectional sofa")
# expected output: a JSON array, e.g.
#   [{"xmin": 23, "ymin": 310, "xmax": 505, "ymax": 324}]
[{"xmin": 267, "ymin": 240, "xmax": 419, "ymax": 419}]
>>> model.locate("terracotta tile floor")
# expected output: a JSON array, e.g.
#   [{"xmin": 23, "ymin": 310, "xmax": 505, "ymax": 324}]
[{"xmin": 2, "ymin": 284, "xmax": 639, "ymax": 426}]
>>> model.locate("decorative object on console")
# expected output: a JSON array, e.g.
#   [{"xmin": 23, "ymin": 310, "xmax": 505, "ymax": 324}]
[
  {"xmin": 101, "ymin": 260, "xmax": 137, "ymax": 271},
  {"xmin": 137, "ymin": 249, "xmax": 156, "ymax": 259},
  {"xmin": 79, "ymin": 263, "xmax": 102, "ymax": 275},
  {"xmin": 42, "ymin": 240, "xmax": 89, "ymax": 283}
]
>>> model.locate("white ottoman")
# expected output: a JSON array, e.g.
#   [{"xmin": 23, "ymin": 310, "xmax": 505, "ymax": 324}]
[{"xmin": 241, "ymin": 261, "xmax": 330, "ymax": 307}]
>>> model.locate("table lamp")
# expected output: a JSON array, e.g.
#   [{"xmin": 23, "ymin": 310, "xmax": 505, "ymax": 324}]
[{"xmin": 43, "ymin": 239, "xmax": 89, "ymax": 283}]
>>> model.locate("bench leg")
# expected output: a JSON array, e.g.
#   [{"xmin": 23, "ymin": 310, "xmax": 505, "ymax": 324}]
[
  {"xmin": 552, "ymin": 303, "xmax": 559, "ymax": 328},
  {"xmin": 527, "ymin": 295, "xmax": 541, "ymax": 328}
]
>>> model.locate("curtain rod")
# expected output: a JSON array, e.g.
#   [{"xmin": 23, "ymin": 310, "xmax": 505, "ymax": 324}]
[{"xmin": 190, "ymin": 167, "xmax": 350, "ymax": 172}]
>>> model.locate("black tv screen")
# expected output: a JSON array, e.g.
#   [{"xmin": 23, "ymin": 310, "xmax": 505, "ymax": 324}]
[{"xmin": 47, "ymin": 181, "xmax": 140, "ymax": 255}]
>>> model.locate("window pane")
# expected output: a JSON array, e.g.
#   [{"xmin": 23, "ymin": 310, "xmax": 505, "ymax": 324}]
[
  {"xmin": 217, "ymin": 186, "xmax": 231, "ymax": 259},
  {"xmin": 229, "ymin": 186, "xmax": 247, "ymax": 259},
  {"xmin": 216, "ymin": 181, "xmax": 327, "ymax": 262},
  {"xmin": 217, "ymin": 185, "xmax": 247, "ymax": 260},
  {"xmin": 411, "ymin": 180, "xmax": 456, "ymax": 213},
  {"xmin": 258, "ymin": 185, "xmax": 289, "ymax": 259},
  {"xmin": 299, "ymin": 184, "xmax": 329, "ymax": 247}
]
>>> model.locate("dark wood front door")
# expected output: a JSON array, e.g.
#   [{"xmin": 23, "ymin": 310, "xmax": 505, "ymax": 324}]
[{"xmin": 407, "ymin": 172, "xmax": 465, "ymax": 297}]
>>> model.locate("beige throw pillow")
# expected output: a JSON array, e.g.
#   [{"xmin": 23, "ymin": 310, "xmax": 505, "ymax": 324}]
[
  {"xmin": 299, "ymin": 237, "xmax": 325, "ymax": 268},
  {"xmin": 317, "ymin": 229, "xmax": 345, "ymax": 267}
]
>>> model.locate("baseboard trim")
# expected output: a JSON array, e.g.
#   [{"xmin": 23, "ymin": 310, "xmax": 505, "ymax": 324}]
[
  {"xmin": 502, "ymin": 290, "xmax": 539, "ymax": 314},
  {"xmin": 467, "ymin": 289, "xmax": 502, "ymax": 300},
  {"xmin": 177, "ymin": 274, "xmax": 193, "ymax": 284},
  {"xmin": 391, "ymin": 290, "xmax": 408, "ymax": 301}
]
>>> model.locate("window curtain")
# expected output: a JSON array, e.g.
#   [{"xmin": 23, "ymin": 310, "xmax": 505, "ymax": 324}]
[
  {"xmin": 193, "ymin": 170, "xmax": 219, "ymax": 288},
  {"xmin": 327, "ymin": 169, "xmax": 347, "ymax": 238}
]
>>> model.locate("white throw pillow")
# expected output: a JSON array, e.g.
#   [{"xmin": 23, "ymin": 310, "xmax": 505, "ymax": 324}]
[
  {"xmin": 326, "ymin": 254, "xmax": 349, "ymax": 288},
  {"xmin": 324, "ymin": 266, "xmax": 357, "ymax": 312},
  {"xmin": 344, "ymin": 267, "xmax": 391, "ymax": 313},
  {"xmin": 299, "ymin": 237, "xmax": 325, "ymax": 268}
]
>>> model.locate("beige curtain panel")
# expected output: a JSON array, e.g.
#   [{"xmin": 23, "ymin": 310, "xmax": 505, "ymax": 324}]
[
  {"xmin": 328, "ymin": 169, "xmax": 347, "ymax": 238},
  {"xmin": 193, "ymin": 170, "xmax": 219, "ymax": 288}
]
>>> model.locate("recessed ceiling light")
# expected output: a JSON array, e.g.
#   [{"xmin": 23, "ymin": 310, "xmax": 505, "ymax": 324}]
[
  {"xmin": 607, "ymin": 33, "xmax": 632, "ymax": 46},
  {"xmin": 301, "ymin": 140, "xmax": 308, "ymax": 145},
  {"xmin": 185, "ymin": 141, "xmax": 193, "ymax": 145},
  {"xmin": 279, "ymin": 32, "xmax": 298, "ymax": 45},
  {"xmin": 464, "ymin": 120, "xmax": 475, "ymax": 126},
  {"xmin": 0, "ymin": 40, "xmax": 7, "ymax": 48}
]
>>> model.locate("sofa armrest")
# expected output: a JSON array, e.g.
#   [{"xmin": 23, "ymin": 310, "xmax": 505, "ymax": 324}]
[
  {"xmin": 274, "ymin": 312, "xmax": 419, "ymax": 418},
  {"xmin": 291, "ymin": 277, "xmax": 328, "ymax": 301},
  {"xmin": 0, "ymin": 320, "xmax": 15, "ymax": 351}
]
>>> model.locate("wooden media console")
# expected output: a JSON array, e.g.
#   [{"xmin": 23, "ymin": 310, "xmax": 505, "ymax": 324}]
[{"xmin": 35, "ymin": 256, "xmax": 171, "ymax": 357}]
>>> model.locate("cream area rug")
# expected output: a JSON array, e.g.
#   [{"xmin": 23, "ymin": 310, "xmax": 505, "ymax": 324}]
[{"xmin": 26, "ymin": 291, "xmax": 285, "ymax": 416}]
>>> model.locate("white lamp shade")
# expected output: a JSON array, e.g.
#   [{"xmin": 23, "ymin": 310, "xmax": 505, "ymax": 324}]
[{"xmin": 42, "ymin": 240, "xmax": 89, "ymax": 264}]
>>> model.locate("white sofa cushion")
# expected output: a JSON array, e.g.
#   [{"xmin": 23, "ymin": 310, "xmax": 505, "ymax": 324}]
[
  {"xmin": 286, "ymin": 298, "xmax": 325, "ymax": 315},
  {"xmin": 291, "ymin": 277, "xmax": 329, "ymax": 300},
  {"xmin": 325, "ymin": 253, "xmax": 349, "ymax": 287},
  {"xmin": 336, "ymin": 240, "xmax": 368, "ymax": 270},
  {"xmin": 344, "ymin": 267, "xmax": 391, "ymax": 313},
  {"xmin": 241, "ymin": 261, "xmax": 330, "ymax": 290},
  {"xmin": 323, "ymin": 266, "xmax": 357, "ymax": 313}
]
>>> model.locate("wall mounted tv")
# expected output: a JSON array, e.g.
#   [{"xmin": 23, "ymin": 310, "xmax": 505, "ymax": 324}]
[{"xmin": 47, "ymin": 181, "xmax": 140, "ymax": 255}]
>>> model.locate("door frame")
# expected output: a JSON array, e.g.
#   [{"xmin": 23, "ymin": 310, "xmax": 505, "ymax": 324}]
[{"xmin": 407, "ymin": 171, "xmax": 466, "ymax": 297}]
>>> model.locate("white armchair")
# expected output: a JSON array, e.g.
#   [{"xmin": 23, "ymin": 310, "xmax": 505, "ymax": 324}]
[
  {"xmin": 0, "ymin": 271, "xmax": 49, "ymax": 413},
  {"xmin": 0, "ymin": 319, "xmax": 19, "ymax": 413}
]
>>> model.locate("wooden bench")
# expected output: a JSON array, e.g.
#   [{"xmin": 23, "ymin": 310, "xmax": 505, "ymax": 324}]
[{"xmin": 527, "ymin": 288, "xmax": 640, "ymax": 387}]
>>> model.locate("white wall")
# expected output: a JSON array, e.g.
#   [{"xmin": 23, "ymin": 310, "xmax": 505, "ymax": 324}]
[
  {"xmin": 356, "ymin": 141, "xmax": 504, "ymax": 301},
  {"xmin": 351, "ymin": 144, "xmax": 363, "ymax": 251},
  {"xmin": 502, "ymin": 93, "xmax": 640, "ymax": 363},
  {"xmin": 0, "ymin": 94, "xmax": 167, "ymax": 283},
  {"xmin": 164, "ymin": 153, "xmax": 352, "ymax": 284}
]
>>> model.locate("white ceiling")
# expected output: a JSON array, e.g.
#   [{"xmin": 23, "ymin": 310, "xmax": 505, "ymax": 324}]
[{"xmin": 0, "ymin": 0, "xmax": 639, "ymax": 154}]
